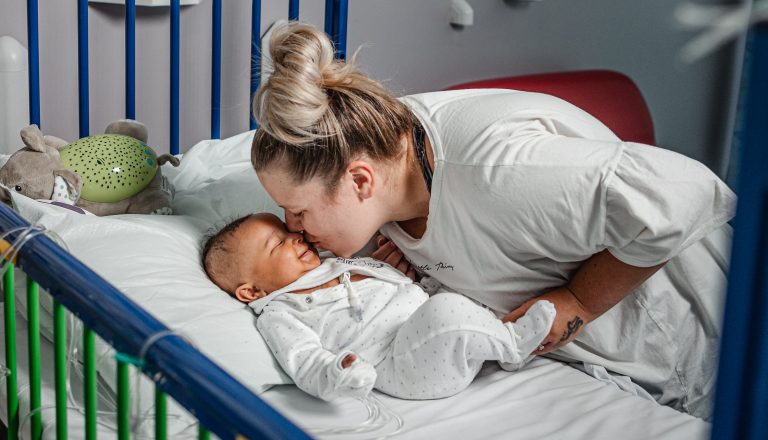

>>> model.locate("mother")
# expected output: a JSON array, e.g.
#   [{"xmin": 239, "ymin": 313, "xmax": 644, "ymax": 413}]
[{"xmin": 250, "ymin": 22, "xmax": 735, "ymax": 419}]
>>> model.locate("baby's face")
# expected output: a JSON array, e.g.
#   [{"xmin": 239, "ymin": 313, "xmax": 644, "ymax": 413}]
[{"xmin": 232, "ymin": 213, "xmax": 321, "ymax": 301}]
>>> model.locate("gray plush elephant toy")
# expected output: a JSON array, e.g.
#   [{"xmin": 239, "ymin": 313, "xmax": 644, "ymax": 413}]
[{"xmin": 0, "ymin": 120, "xmax": 179, "ymax": 216}]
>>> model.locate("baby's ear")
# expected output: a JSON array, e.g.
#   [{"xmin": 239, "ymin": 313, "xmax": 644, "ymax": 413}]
[{"xmin": 235, "ymin": 285, "xmax": 266, "ymax": 303}]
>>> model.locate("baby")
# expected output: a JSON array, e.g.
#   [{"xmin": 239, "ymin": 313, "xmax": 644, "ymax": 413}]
[{"xmin": 203, "ymin": 213, "xmax": 556, "ymax": 401}]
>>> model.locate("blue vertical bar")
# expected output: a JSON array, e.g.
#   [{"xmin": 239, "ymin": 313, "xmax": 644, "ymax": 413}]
[
  {"xmin": 170, "ymin": 0, "xmax": 180, "ymax": 155},
  {"xmin": 126, "ymin": 0, "xmax": 136, "ymax": 119},
  {"xmin": 324, "ymin": 0, "xmax": 334, "ymax": 36},
  {"xmin": 335, "ymin": 0, "xmax": 348, "ymax": 60},
  {"xmin": 78, "ymin": 0, "xmax": 90, "ymax": 137},
  {"xmin": 250, "ymin": 0, "xmax": 261, "ymax": 130},
  {"xmin": 211, "ymin": 0, "xmax": 221, "ymax": 139},
  {"xmin": 711, "ymin": 23, "xmax": 768, "ymax": 440},
  {"xmin": 26, "ymin": 0, "xmax": 40, "ymax": 126},
  {"xmin": 289, "ymin": 0, "xmax": 299, "ymax": 21}
]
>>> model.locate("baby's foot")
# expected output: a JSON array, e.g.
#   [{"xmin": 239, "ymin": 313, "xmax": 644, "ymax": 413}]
[{"xmin": 499, "ymin": 300, "xmax": 556, "ymax": 371}]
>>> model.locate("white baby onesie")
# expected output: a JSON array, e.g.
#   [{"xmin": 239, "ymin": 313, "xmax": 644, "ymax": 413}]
[{"xmin": 250, "ymin": 257, "xmax": 555, "ymax": 401}]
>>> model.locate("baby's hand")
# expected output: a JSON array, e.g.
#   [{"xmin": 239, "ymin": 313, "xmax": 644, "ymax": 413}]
[{"xmin": 335, "ymin": 354, "xmax": 376, "ymax": 398}]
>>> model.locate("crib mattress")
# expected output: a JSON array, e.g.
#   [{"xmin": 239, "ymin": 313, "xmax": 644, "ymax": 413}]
[
  {"xmin": 260, "ymin": 359, "xmax": 709, "ymax": 440},
  {"xmin": 1, "ymin": 304, "xmax": 709, "ymax": 440}
]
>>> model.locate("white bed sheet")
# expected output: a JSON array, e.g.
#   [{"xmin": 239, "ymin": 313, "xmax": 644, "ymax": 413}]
[
  {"xmin": 2, "ymin": 309, "xmax": 710, "ymax": 440},
  {"xmin": 260, "ymin": 360, "xmax": 709, "ymax": 440}
]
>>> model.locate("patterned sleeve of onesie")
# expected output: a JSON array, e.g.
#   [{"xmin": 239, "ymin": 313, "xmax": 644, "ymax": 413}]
[{"xmin": 257, "ymin": 309, "xmax": 377, "ymax": 401}]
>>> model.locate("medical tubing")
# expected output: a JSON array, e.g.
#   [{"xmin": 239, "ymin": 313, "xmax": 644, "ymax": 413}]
[
  {"xmin": 308, "ymin": 393, "xmax": 405, "ymax": 438},
  {"xmin": 371, "ymin": 393, "xmax": 405, "ymax": 440},
  {"xmin": 57, "ymin": 321, "xmax": 198, "ymax": 437},
  {"xmin": 62, "ymin": 325, "xmax": 199, "ymax": 437},
  {"xmin": 131, "ymin": 329, "xmax": 199, "ymax": 435}
]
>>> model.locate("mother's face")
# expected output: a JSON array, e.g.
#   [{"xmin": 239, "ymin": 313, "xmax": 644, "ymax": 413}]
[{"xmin": 257, "ymin": 166, "xmax": 381, "ymax": 258}]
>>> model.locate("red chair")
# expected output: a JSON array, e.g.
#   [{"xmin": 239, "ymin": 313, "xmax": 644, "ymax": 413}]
[{"xmin": 447, "ymin": 70, "xmax": 655, "ymax": 145}]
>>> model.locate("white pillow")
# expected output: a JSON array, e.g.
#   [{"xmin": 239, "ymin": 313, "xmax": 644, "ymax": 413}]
[{"xmin": 165, "ymin": 129, "xmax": 283, "ymax": 228}]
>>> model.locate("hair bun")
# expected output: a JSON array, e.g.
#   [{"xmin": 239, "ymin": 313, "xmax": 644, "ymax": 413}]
[
  {"xmin": 255, "ymin": 22, "xmax": 356, "ymax": 144},
  {"xmin": 251, "ymin": 22, "xmax": 414, "ymax": 179}
]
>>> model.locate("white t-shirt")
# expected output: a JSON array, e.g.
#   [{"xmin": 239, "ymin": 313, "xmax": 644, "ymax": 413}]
[{"xmin": 381, "ymin": 89, "xmax": 736, "ymax": 315}]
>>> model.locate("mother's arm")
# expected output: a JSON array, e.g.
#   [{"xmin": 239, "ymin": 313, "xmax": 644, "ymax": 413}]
[{"xmin": 502, "ymin": 249, "xmax": 666, "ymax": 354}]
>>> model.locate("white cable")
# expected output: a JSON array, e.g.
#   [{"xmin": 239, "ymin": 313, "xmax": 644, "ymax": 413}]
[{"xmin": 308, "ymin": 393, "xmax": 405, "ymax": 438}]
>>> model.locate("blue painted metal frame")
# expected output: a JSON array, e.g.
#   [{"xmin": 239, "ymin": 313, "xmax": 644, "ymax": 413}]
[
  {"xmin": 170, "ymin": 0, "xmax": 180, "ymax": 155},
  {"xmin": 289, "ymin": 0, "xmax": 300, "ymax": 21},
  {"xmin": 711, "ymin": 22, "xmax": 768, "ymax": 440},
  {"xmin": 26, "ymin": 0, "xmax": 40, "ymax": 127},
  {"xmin": 211, "ymin": 0, "xmax": 222, "ymax": 139},
  {"xmin": 126, "ymin": 0, "xmax": 136, "ymax": 119},
  {"xmin": 77, "ymin": 0, "xmax": 90, "ymax": 137},
  {"xmin": 335, "ymin": 0, "xmax": 348, "ymax": 60},
  {"xmin": 323, "ymin": 0, "xmax": 348, "ymax": 60},
  {"xmin": 324, "ymin": 0, "xmax": 334, "ymax": 38},
  {"xmin": 250, "ymin": 0, "xmax": 261, "ymax": 130},
  {"xmin": 0, "ymin": 204, "xmax": 312, "ymax": 440}
]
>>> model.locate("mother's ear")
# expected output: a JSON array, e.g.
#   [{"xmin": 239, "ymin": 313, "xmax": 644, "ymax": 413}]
[{"xmin": 347, "ymin": 160, "xmax": 375, "ymax": 200}]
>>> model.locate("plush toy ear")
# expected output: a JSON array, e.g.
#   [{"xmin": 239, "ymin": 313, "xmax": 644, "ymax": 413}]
[
  {"xmin": 51, "ymin": 169, "xmax": 84, "ymax": 204},
  {"xmin": 20, "ymin": 125, "xmax": 57, "ymax": 154},
  {"xmin": 105, "ymin": 119, "xmax": 148, "ymax": 143},
  {"xmin": 43, "ymin": 135, "xmax": 69, "ymax": 150},
  {"xmin": 157, "ymin": 154, "xmax": 180, "ymax": 167}
]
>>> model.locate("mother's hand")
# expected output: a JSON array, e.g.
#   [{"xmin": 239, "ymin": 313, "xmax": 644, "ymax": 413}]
[
  {"xmin": 371, "ymin": 235, "xmax": 417, "ymax": 281},
  {"xmin": 502, "ymin": 287, "xmax": 594, "ymax": 355}
]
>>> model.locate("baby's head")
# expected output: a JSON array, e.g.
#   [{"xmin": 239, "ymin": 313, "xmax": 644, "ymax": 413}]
[{"xmin": 202, "ymin": 212, "xmax": 321, "ymax": 303}]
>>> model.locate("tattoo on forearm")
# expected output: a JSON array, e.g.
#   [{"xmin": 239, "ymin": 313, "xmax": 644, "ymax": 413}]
[{"xmin": 559, "ymin": 316, "xmax": 584, "ymax": 343}]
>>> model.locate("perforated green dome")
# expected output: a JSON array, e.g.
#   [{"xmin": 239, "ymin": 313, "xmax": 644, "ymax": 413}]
[{"xmin": 59, "ymin": 134, "xmax": 158, "ymax": 203}]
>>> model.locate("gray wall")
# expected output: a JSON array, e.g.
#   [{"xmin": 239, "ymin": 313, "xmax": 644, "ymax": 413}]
[{"xmin": 0, "ymin": 0, "xmax": 745, "ymax": 175}]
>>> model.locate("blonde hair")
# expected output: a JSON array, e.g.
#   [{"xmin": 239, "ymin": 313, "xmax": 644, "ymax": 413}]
[{"xmin": 251, "ymin": 21, "xmax": 414, "ymax": 190}]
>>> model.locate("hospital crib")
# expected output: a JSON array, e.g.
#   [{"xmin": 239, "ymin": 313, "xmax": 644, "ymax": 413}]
[
  {"xmin": 1, "ymin": 1, "xmax": 766, "ymax": 439},
  {"xmin": 0, "ymin": 2, "xmax": 343, "ymax": 438}
]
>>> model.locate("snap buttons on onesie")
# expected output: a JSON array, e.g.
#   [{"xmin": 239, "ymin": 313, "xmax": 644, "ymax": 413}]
[{"xmin": 305, "ymin": 296, "xmax": 313, "ymax": 304}]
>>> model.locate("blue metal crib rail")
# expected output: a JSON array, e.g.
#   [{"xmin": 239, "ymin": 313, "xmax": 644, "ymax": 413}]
[{"xmin": 711, "ymin": 22, "xmax": 768, "ymax": 440}]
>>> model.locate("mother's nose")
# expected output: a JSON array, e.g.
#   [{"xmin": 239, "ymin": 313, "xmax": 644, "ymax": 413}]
[{"xmin": 284, "ymin": 211, "xmax": 303, "ymax": 232}]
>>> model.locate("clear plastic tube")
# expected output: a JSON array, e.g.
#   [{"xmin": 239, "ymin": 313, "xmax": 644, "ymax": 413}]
[{"xmin": 308, "ymin": 393, "xmax": 405, "ymax": 439}]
